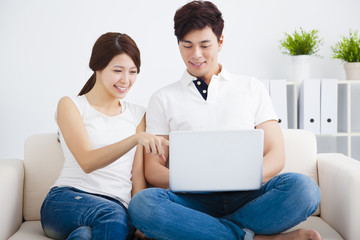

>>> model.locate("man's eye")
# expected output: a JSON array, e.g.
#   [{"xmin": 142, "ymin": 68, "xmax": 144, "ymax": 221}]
[
  {"xmin": 183, "ymin": 45, "xmax": 192, "ymax": 49},
  {"xmin": 202, "ymin": 45, "xmax": 211, "ymax": 48}
]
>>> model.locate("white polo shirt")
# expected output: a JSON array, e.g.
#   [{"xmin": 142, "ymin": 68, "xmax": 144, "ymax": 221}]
[{"xmin": 146, "ymin": 67, "xmax": 278, "ymax": 135}]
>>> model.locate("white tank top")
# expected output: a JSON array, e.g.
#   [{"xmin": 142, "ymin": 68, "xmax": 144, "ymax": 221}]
[{"xmin": 54, "ymin": 95, "xmax": 145, "ymax": 207}]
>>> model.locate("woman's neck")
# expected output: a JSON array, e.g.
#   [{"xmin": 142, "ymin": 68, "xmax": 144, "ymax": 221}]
[{"xmin": 85, "ymin": 86, "xmax": 122, "ymax": 116}]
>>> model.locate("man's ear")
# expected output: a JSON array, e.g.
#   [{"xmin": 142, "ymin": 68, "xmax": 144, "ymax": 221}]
[{"xmin": 218, "ymin": 35, "xmax": 224, "ymax": 51}]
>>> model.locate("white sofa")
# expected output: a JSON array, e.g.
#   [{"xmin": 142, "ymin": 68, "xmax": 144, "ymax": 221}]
[{"xmin": 1, "ymin": 129, "xmax": 359, "ymax": 240}]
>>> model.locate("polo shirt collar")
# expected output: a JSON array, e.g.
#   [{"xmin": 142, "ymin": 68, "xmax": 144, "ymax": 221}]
[
  {"xmin": 218, "ymin": 67, "xmax": 232, "ymax": 81},
  {"xmin": 179, "ymin": 65, "xmax": 232, "ymax": 87}
]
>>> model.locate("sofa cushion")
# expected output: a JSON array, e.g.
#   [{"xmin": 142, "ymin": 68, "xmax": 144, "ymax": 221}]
[
  {"xmin": 281, "ymin": 129, "xmax": 320, "ymax": 216},
  {"xmin": 0, "ymin": 159, "xmax": 24, "ymax": 240},
  {"xmin": 9, "ymin": 217, "xmax": 342, "ymax": 240},
  {"xmin": 8, "ymin": 221, "xmax": 51, "ymax": 240},
  {"xmin": 286, "ymin": 216, "xmax": 343, "ymax": 239},
  {"xmin": 24, "ymin": 133, "xmax": 64, "ymax": 221},
  {"xmin": 281, "ymin": 129, "xmax": 318, "ymax": 184}
]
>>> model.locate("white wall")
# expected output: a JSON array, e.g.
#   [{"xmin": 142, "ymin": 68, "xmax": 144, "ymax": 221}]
[{"xmin": 1, "ymin": 0, "xmax": 359, "ymax": 159}]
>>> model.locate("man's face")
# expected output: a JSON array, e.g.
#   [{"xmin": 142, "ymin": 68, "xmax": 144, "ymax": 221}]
[{"xmin": 178, "ymin": 26, "xmax": 223, "ymax": 83}]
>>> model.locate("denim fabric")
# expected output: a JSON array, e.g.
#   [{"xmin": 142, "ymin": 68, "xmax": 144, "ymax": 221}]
[
  {"xmin": 128, "ymin": 172, "xmax": 320, "ymax": 240},
  {"xmin": 40, "ymin": 187, "xmax": 134, "ymax": 240}
]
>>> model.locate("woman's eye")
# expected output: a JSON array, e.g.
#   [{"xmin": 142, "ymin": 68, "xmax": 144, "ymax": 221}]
[
  {"xmin": 130, "ymin": 71, "xmax": 137, "ymax": 74},
  {"xmin": 114, "ymin": 70, "xmax": 122, "ymax": 73}
]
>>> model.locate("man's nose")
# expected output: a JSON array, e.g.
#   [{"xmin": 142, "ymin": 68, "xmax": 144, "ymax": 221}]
[{"xmin": 192, "ymin": 46, "xmax": 202, "ymax": 58}]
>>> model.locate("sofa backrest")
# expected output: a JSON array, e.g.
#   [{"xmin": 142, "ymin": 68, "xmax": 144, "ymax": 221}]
[
  {"xmin": 281, "ymin": 129, "xmax": 318, "ymax": 185},
  {"xmin": 281, "ymin": 129, "xmax": 320, "ymax": 216},
  {"xmin": 23, "ymin": 129, "xmax": 319, "ymax": 221},
  {"xmin": 24, "ymin": 133, "xmax": 64, "ymax": 221}
]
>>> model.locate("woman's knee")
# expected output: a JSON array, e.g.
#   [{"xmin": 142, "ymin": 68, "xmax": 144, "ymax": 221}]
[{"xmin": 92, "ymin": 202, "xmax": 133, "ymax": 239}]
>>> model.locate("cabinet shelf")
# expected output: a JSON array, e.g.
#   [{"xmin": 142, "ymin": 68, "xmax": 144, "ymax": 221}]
[{"xmin": 286, "ymin": 80, "xmax": 360, "ymax": 160}]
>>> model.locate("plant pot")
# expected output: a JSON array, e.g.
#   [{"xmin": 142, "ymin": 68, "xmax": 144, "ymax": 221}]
[
  {"xmin": 344, "ymin": 62, "xmax": 360, "ymax": 80},
  {"xmin": 291, "ymin": 55, "xmax": 311, "ymax": 82}
]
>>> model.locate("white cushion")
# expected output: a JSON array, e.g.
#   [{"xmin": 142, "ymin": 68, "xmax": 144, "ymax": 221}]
[
  {"xmin": 23, "ymin": 133, "xmax": 64, "ymax": 221},
  {"xmin": 9, "ymin": 217, "xmax": 343, "ymax": 240},
  {"xmin": 286, "ymin": 216, "xmax": 343, "ymax": 240},
  {"xmin": 281, "ymin": 129, "xmax": 318, "ymax": 184},
  {"xmin": 281, "ymin": 129, "xmax": 320, "ymax": 216},
  {"xmin": 0, "ymin": 159, "xmax": 23, "ymax": 240},
  {"xmin": 8, "ymin": 221, "xmax": 51, "ymax": 240},
  {"xmin": 318, "ymin": 153, "xmax": 360, "ymax": 240}
]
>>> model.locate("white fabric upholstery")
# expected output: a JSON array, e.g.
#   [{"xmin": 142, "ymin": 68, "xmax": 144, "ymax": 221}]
[
  {"xmin": 1, "ymin": 130, "xmax": 359, "ymax": 240},
  {"xmin": 286, "ymin": 216, "xmax": 343, "ymax": 240},
  {"xmin": 317, "ymin": 153, "xmax": 360, "ymax": 240},
  {"xmin": 281, "ymin": 129, "xmax": 320, "ymax": 216},
  {"xmin": 8, "ymin": 222, "xmax": 51, "ymax": 240},
  {"xmin": 281, "ymin": 129, "xmax": 318, "ymax": 184},
  {"xmin": 23, "ymin": 134, "xmax": 65, "ymax": 221},
  {"xmin": 7, "ymin": 217, "xmax": 344, "ymax": 240},
  {"xmin": 0, "ymin": 159, "xmax": 23, "ymax": 240}
]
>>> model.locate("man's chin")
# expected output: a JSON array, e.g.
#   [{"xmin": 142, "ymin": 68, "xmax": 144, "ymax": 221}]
[{"xmin": 187, "ymin": 69, "xmax": 205, "ymax": 78}]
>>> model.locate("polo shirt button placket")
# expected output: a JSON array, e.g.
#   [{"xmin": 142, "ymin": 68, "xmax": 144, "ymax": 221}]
[{"xmin": 193, "ymin": 78, "xmax": 208, "ymax": 101}]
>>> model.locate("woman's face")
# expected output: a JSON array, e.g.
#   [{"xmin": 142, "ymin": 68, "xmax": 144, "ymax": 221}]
[{"xmin": 97, "ymin": 53, "xmax": 138, "ymax": 99}]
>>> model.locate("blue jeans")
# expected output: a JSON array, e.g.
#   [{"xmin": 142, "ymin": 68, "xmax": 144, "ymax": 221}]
[
  {"xmin": 40, "ymin": 187, "xmax": 134, "ymax": 240},
  {"xmin": 128, "ymin": 172, "xmax": 320, "ymax": 240}
]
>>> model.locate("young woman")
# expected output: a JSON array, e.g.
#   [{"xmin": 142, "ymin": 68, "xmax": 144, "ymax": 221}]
[{"xmin": 40, "ymin": 32, "xmax": 168, "ymax": 240}]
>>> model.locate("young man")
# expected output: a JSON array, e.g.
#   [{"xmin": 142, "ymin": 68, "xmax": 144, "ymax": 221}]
[{"xmin": 129, "ymin": 1, "xmax": 321, "ymax": 239}]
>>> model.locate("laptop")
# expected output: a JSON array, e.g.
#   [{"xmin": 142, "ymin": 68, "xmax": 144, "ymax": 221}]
[{"xmin": 169, "ymin": 129, "xmax": 264, "ymax": 192}]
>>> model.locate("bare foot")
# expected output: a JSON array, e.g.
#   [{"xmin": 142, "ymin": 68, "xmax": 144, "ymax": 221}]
[{"xmin": 254, "ymin": 228, "xmax": 322, "ymax": 240}]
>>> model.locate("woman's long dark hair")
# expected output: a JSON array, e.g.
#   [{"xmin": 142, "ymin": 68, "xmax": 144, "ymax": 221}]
[{"xmin": 78, "ymin": 32, "xmax": 141, "ymax": 95}]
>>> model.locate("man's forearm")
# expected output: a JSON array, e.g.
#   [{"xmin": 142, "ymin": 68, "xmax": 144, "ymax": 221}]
[
  {"xmin": 145, "ymin": 154, "xmax": 170, "ymax": 189},
  {"xmin": 262, "ymin": 149, "xmax": 285, "ymax": 183}
]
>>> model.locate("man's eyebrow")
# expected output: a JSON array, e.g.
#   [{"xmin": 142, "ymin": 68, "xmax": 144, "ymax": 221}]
[
  {"xmin": 180, "ymin": 40, "xmax": 211, "ymax": 44},
  {"xmin": 180, "ymin": 40, "xmax": 192, "ymax": 44},
  {"xmin": 199, "ymin": 40, "xmax": 211, "ymax": 44}
]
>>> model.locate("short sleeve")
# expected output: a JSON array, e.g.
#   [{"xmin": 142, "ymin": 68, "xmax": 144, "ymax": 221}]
[
  {"xmin": 253, "ymin": 79, "xmax": 278, "ymax": 126},
  {"xmin": 146, "ymin": 91, "xmax": 170, "ymax": 135}
]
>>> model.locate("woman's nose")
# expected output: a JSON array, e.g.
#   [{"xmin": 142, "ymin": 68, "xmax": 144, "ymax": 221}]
[{"xmin": 119, "ymin": 73, "xmax": 130, "ymax": 84}]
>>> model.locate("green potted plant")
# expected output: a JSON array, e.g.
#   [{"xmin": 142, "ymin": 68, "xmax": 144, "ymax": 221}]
[
  {"xmin": 279, "ymin": 28, "xmax": 323, "ymax": 82},
  {"xmin": 331, "ymin": 30, "xmax": 360, "ymax": 80}
]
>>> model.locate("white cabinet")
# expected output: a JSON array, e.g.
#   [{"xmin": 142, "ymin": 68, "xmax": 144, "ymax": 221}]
[{"xmin": 286, "ymin": 80, "xmax": 360, "ymax": 160}]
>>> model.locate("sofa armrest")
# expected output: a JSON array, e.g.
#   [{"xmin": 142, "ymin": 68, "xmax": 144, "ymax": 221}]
[
  {"xmin": 0, "ymin": 159, "xmax": 24, "ymax": 240},
  {"xmin": 317, "ymin": 153, "xmax": 360, "ymax": 240}
]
